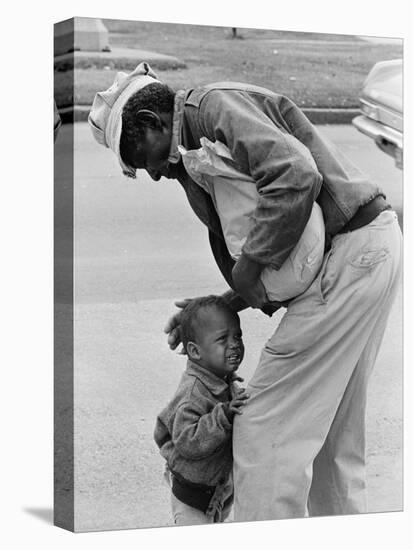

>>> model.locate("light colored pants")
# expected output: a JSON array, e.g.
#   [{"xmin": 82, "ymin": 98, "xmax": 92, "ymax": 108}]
[
  {"xmin": 171, "ymin": 494, "xmax": 232, "ymax": 526},
  {"xmin": 233, "ymin": 210, "xmax": 402, "ymax": 521},
  {"xmin": 164, "ymin": 467, "xmax": 233, "ymax": 526}
]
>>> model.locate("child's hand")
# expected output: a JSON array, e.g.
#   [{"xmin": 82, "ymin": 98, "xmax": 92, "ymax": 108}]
[{"xmin": 227, "ymin": 388, "xmax": 249, "ymax": 418}]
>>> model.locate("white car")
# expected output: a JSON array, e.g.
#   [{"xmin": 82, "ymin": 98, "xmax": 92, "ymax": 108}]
[{"xmin": 352, "ymin": 59, "xmax": 403, "ymax": 169}]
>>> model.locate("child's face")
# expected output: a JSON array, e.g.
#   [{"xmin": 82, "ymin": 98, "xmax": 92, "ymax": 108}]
[{"xmin": 194, "ymin": 307, "xmax": 244, "ymax": 378}]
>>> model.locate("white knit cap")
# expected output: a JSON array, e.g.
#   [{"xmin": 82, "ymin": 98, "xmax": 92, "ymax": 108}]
[{"xmin": 88, "ymin": 62, "xmax": 160, "ymax": 177}]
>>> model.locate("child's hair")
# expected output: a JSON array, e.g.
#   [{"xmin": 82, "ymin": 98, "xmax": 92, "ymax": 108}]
[
  {"xmin": 180, "ymin": 295, "xmax": 240, "ymax": 352},
  {"xmin": 119, "ymin": 82, "xmax": 175, "ymax": 167}
]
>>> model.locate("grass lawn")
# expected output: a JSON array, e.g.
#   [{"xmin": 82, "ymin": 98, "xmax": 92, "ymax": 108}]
[{"xmin": 55, "ymin": 20, "xmax": 403, "ymax": 109}]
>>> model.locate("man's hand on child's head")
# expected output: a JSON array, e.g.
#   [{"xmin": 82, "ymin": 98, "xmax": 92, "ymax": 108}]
[{"xmin": 164, "ymin": 298, "xmax": 193, "ymax": 352}]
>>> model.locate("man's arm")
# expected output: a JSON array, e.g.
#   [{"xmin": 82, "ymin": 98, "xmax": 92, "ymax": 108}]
[
  {"xmin": 209, "ymin": 226, "xmax": 271, "ymax": 310},
  {"xmin": 220, "ymin": 289, "xmax": 249, "ymax": 313},
  {"xmin": 200, "ymin": 89, "xmax": 323, "ymax": 269}
]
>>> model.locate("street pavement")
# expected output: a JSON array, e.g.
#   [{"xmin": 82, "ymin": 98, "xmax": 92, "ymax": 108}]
[{"xmin": 55, "ymin": 122, "xmax": 403, "ymax": 531}]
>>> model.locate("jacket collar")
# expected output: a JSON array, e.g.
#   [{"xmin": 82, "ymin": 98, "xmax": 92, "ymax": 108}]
[
  {"xmin": 185, "ymin": 360, "xmax": 231, "ymax": 397},
  {"xmin": 167, "ymin": 89, "xmax": 186, "ymax": 165}
]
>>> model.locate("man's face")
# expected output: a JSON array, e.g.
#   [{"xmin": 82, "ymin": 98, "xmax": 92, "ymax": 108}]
[
  {"xmin": 194, "ymin": 307, "xmax": 245, "ymax": 378},
  {"xmin": 133, "ymin": 126, "xmax": 174, "ymax": 181}
]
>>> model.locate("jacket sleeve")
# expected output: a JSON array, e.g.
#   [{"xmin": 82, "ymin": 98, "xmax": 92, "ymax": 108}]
[
  {"xmin": 199, "ymin": 90, "xmax": 323, "ymax": 268},
  {"xmin": 172, "ymin": 401, "xmax": 233, "ymax": 460}
]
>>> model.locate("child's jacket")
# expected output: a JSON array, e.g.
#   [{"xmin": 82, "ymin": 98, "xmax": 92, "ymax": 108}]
[{"xmin": 154, "ymin": 361, "xmax": 237, "ymax": 514}]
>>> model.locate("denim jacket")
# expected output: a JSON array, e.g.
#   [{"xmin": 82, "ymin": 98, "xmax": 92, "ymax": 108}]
[{"xmin": 167, "ymin": 84, "xmax": 385, "ymax": 303}]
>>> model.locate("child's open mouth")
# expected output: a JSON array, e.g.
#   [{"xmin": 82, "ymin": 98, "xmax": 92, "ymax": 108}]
[{"xmin": 227, "ymin": 352, "xmax": 241, "ymax": 366}]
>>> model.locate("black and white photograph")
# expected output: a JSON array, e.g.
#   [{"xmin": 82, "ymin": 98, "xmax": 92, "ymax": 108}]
[
  {"xmin": 53, "ymin": 15, "xmax": 404, "ymax": 532},
  {"xmin": 4, "ymin": 2, "xmax": 410, "ymax": 548}
]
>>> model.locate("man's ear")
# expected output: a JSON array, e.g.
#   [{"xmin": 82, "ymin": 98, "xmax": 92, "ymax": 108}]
[
  {"xmin": 186, "ymin": 341, "xmax": 201, "ymax": 361},
  {"xmin": 135, "ymin": 109, "xmax": 163, "ymax": 131}
]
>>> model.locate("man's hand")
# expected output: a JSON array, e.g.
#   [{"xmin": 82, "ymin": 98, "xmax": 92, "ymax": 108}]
[
  {"xmin": 232, "ymin": 254, "xmax": 268, "ymax": 309},
  {"xmin": 163, "ymin": 298, "xmax": 193, "ymax": 353}
]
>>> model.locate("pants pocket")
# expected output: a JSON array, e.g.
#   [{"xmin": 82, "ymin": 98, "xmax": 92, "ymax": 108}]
[
  {"xmin": 317, "ymin": 246, "xmax": 335, "ymax": 304},
  {"xmin": 349, "ymin": 247, "xmax": 390, "ymax": 269}
]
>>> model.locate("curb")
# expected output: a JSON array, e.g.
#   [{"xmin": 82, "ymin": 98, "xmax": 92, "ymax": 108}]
[
  {"xmin": 303, "ymin": 108, "xmax": 360, "ymax": 125},
  {"xmin": 59, "ymin": 105, "xmax": 361, "ymax": 125},
  {"xmin": 54, "ymin": 48, "xmax": 186, "ymax": 72}
]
